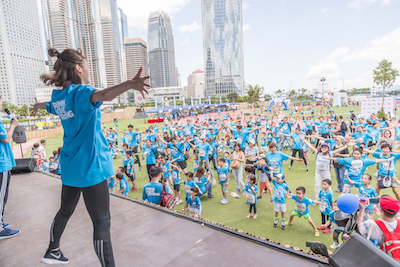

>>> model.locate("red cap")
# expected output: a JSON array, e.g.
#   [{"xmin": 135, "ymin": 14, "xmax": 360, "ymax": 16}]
[{"xmin": 380, "ymin": 196, "xmax": 400, "ymax": 215}]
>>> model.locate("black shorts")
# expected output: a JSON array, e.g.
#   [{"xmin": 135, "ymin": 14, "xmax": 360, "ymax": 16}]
[
  {"xmin": 131, "ymin": 146, "xmax": 138, "ymax": 155},
  {"xmin": 128, "ymin": 174, "xmax": 135, "ymax": 182},
  {"xmin": 368, "ymin": 141, "xmax": 375, "ymax": 148},
  {"xmin": 178, "ymin": 160, "xmax": 187, "ymax": 170},
  {"xmin": 173, "ymin": 184, "xmax": 180, "ymax": 192},
  {"xmin": 306, "ymin": 130, "xmax": 313, "ymax": 135}
]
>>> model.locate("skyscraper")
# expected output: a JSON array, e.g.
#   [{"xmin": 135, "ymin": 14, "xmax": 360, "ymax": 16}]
[
  {"xmin": 124, "ymin": 38, "xmax": 150, "ymax": 103},
  {"xmin": 201, "ymin": 0, "xmax": 245, "ymax": 96},
  {"xmin": 148, "ymin": 11, "xmax": 177, "ymax": 88},
  {"xmin": 0, "ymin": 0, "xmax": 45, "ymax": 106}
]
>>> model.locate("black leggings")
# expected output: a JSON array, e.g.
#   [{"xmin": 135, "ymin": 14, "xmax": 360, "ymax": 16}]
[
  {"xmin": 131, "ymin": 146, "xmax": 141, "ymax": 167},
  {"xmin": 333, "ymin": 230, "xmax": 347, "ymax": 242},
  {"xmin": 249, "ymin": 204, "xmax": 257, "ymax": 214},
  {"xmin": 146, "ymin": 164, "xmax": 155, "ymax": 180},
  {"xmin": 49, "ymin": 180, "xmax": 114, "ymax": 267},
  {"xmin": 321, "ymin": 213, "xmax": 331, "ymax": 229},
  {"xmin": 316, "ymin": 133, "xmax": 328, "ymax": 147},
  {"xmin": 290, "ymin": 149, "xmax": 307, "ymax": 166}
]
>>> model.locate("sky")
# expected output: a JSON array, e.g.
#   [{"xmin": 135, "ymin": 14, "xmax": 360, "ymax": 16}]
[{"xmin": 116, "ymin": 0, "xmax": 400, "ymax": 94}]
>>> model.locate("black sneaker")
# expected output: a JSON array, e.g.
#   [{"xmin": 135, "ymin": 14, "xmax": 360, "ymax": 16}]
[
  {"xmin": 41, "ymin": 249, "xmax": 69, "ymax": 265},
  {"xmin": 306, "ymin": 166, "xmax": 309, "ymax": 172}
]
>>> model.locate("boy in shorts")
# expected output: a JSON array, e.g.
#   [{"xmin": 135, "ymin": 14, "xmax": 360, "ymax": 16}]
[
  {"xmin": 126, "ymin": 151, "xmax": 137, "ymax": 192},
  {"xmin": 286, "ymin": 186, "xmax": 326, "ymax": 236},
  {"xmin": 271, "ymin": 173, "xmax": 290, "ymax": 229},
  {"xmin": 116, "ymin": 173, "xmax": 131, "ymax": 195},
  {"xmin": 260, "ymin": 132, "xmax": 268, "ymax": 153},
  {"xmin": 217, "ymin": 158, "xmax": 230, "ymax": 204}
]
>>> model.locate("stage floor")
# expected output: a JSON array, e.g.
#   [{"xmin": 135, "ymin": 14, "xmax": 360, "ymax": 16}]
[{"xmin": 0, "ymin": 172, "xmax": 325, "ymax": 266}]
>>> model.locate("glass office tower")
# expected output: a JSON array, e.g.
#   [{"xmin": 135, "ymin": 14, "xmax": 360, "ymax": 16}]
[
  {"xmin": 148, "ymin": 11, "xmax": 177, "ymax": 88},
  {"xmin": 201, "ymin": 0, "xmax": 244, "ymax": 96}
]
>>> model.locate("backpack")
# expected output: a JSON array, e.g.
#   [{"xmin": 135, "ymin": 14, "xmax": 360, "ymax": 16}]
[
  {"xmin": 49, "ymin": 162, "xmax": 59, "ymax": 174},
  {"xmin": 159, "ymin": 183, "xmax": 176, "ymax": 210},
  {"xmin": 340, "ymin": 121, "xmax": 348, "ymax": 132},
  {"xmin": 375, "ymin": 218, "xmax": 400, "ymax": 260}
]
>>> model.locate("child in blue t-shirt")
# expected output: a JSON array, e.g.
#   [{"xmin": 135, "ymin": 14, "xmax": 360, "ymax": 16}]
[
  {"xmin": 189, "ymin": 153, "xmax": 199, "ymax": 174},
  {"xmin": 245, "ymin": 175, "xmax": 258, "ymax": 219},
  {"xmin": 316, "ymin": 179, "xmax": 334, "ymax": 234},
  {"xmin": 346, "ymin": 173, "xmax": 378, "ymax": 219},
  {"xmin": 260, "ymin": 132, "xmax": 268, "ymax": 153},
  {"xmin": 116, "ymin": 173, "xmax": 130, "ymax": 195},
  {"xmin": 271, "ymin": 173, "xmax": 290, "ymax": 229},
  {"xmin": 217, "ymin": 158, "xmax": 230, "ymax": 205},
  {"xmin": 286, "ymin": 186, "xmax": 326, "ymax": 236},
  {"xmin": 179, "ymin": 172, "xmax": 202, "ymax": 202},
  {"xmin": 126, "ymin": 151, "xmax": 136, "ymax": 192},
  {"xmin": 170, "ymin": 162, "xmax": 182, "ymax": 205},
  {"xmin": 183, "ymin": 187, "xmax": 203, "ymax": 218},
  {"xmin": 223, "ymin": 151, "xmax": 231, "ymax": 170}
]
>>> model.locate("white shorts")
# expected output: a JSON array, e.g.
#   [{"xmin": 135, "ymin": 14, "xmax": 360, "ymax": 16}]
[
  {"xmin": 274, "ymin": 202, "xmax": 286, "ymax": 213},
  {"xmin": 260, "ymin": 146, "xmax": 268, "ymax": 153}
]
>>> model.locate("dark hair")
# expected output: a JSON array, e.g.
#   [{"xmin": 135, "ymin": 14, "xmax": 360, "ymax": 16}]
[
  {"xmin": 186, "ymin": 172, "xmax": 194, "ymax": 178},
  {"xmin": 296, "ymin": 186, "xmax": 306, "ymax": 194},
  {"xmin": 244, "ymin": 166, "xmax": 253, "ymax": 173},
  {"xmin": 116, "ymin": 173, "xmax": 123, "ymax": 179},
  {"xmin": 126, "ymin": 151, "xmax": 132, "ymax": 156},
  {"xmin": 322, "ymin": 179, "xmax": 332, "ymax": 185},
  {"xmin": 196, "ymin": 166, "xmax": 205, "ymax": 178},
  {"xmin": 118, "ymin": 167, "xmax": 125, "ymax": 173},
  {"xmin": 41, "ymin": 48, "xmax": 85, "ymax": 88},
  {"xmin": 353, "ymin": 147, "xmax": 363, "ymax": 155},
  {"xmin": 310, "ymin": 243, "xmax": 329, "ymax": 258},
  {"xmin": 382, "ymin": 209, "xmax": 397, "ymax": 218},
  {"xmin": 384, "ymin": 130, "xmax": 392, "ymax": 137},
  {"xmin": 128, "ymin": 124, "xmax": 133, "ymax": 128},
  {"xmin": 122, "ymin": 143, "xmax": 129, "ymax": 148},
  {"xmin": 247, "ymin": 174, "xmax": 256, "ymax": 184},
  {"xmin": 40, "ymin": 139, "xmax": 46, "ymax": 144},
  {"xmin": 363, "ymin": 173, "xmax": 372, "ymax": 181},
  {"xmin": 33, "ymin": 143, "xmax": 40, "ymax": 149},
  {"xmin": 259, "ymin": 158, "xmax": 268, "ymax": 165},
  {"xmin": 58, "ymin": 146, "xmax": 62, "ymax": 156},
  {"xmin": 191, "ymin": 187, "xmax": 199, "ymax": 195},
  {"xmin": 49, "ymin": 156, "xmax": 54, "ymax": 160},
  {"xmin": 381, "ymin": 143, "xmax": 392, "ymax": 151},
  {"xmin": 234, "ymin": 143, "xmax": 241, "ymax": 149},
  {"xmin": 149, "ymin": 166, "xmax": 162, "ymax": 178},
  {"xmin": 218, "ymin": 158, "xmax": 225, "ymax": 163},
  {"xmin": 269, "ymin": 143, "xmax": 277, "ymax": 149}
]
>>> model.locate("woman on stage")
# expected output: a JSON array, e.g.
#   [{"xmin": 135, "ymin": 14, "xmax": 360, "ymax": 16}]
[{"xmin": 31, "ymin": 48, "xmax": 149, "ymax": 266}]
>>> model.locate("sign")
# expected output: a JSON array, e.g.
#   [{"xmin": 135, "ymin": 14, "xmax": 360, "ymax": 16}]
[
  {"xmin": 138, "ymin": 96, "xmax": 142, "ymax": 100},
  {"xmin": 360, "ymin": 97, "xmax": 394, "ymax": 118}
]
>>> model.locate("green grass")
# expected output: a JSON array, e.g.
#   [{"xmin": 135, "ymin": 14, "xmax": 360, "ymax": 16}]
[{"xmin": 23, "ymin": 106, "xmax": 398, "ymax": 251}]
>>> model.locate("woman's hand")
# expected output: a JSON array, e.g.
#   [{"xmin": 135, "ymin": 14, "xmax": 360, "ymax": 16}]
[{"xmin": 127, "ymin": 67, "xmax": 150, "ymax": 98}]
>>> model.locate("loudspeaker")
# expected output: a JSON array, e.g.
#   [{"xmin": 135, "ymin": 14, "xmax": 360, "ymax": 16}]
[
  {"xmin": 11, "ymin": 158, "xmax": 36, "ymax": 173},
  {"xmin": 329, "ymin": 233, "xmax": 399, "ymax": 267},
  {"xmin": 12, "ymin": 125, "xmax": 26, "ymax": 144}
]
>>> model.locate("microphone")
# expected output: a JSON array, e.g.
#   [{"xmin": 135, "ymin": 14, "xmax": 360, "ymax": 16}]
[{"xmin": 4, "ymin": 108, "xmax": 15, "ymax": 121}]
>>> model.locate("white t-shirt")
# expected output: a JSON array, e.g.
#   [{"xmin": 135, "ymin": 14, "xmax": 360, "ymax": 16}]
[
  {"xmin": 38, "ymin": 145, "xmax": 46, "ymax": 160},
  {"xmin": 315, "ymin": 151, "xmax": 332, "ymax": 171},
  {"xmin": 359, "ymin": 218, "xmax": 398, "ymax": 247}
]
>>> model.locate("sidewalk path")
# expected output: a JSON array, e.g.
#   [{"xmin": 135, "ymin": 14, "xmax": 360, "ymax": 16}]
[{"xmin": 12, "ymin": 137, "xmax": 43, "ymax": 158}]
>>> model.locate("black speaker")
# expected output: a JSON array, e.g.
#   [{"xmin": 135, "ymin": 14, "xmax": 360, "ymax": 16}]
[
  {"xmin": 329, "ymin": 233, "xmax": 399, "ymax": 267},
  {"xmin": 11, "ymin": 158, "xmax": 36, "ymax": 173},
  {"xmin": 12, "ymin": 125, "xmax": 26, "ymax": 144}
]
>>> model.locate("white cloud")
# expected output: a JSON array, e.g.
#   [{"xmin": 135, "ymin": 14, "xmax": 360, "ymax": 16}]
[
  {"xmin": 347, "ymin": 0, "xmax": 394, "ymax": 9},
  {"xmin": 306, "ymin": 28, "xmax": 400, "ymax": 87},
  {"xmin": 243, "ymin": 24, "xmax": 251, "ymax": 32},
  {"xmin": 180, "ymin": 36, "xmax": 189, "ymax": 45},
  {"xmin": 117, "ymin": 0, "xmax": 191, "ymax": 31},
  {"xmin": 179, "ymin": 21, "xmax": 201, "ymax": 33},
  {"xmin": 243, "ymin": 1, "xmax": 250, "ymax": 10},
  {"xmin": 321, "ymin": 8, "xmax": 329, "ymax": 13}
]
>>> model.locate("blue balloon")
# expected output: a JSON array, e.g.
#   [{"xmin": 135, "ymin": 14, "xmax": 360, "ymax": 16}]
[
  {"xmin": 329, "ymin": 109, "xmax": 332, "ymax": 113},
  {"xmin": 302, "ymin": 127, "xmax": 308, "ymax": 133},
  {"xmin": 337, "ymin": 194, "xmax": 359, "ymax": 214}
]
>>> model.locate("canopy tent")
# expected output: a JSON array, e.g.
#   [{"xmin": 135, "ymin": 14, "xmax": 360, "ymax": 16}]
[{"xmin": 144, "ymin": 107, "xmax": 164, "ymax": 113}]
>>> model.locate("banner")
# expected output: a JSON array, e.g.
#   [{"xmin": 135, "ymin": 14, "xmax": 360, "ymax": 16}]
[{"xmin": 360, "ymin": 97, "xmax": 394, "ymax": 118}]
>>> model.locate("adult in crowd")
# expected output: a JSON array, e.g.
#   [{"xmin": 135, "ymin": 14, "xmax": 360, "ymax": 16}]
[
  {"xmin": 158, "ymin": 135, "xmax": 189, "ymax": 175},
  {"xmin": 0, "ymin": 97, "xmax": 20, "ymax": 240},
  {"xmin": 244, "ymin": 139, "xmax": 260, "ymax": 174},
  {"xmin": 332, "ymin": 136, "xmax": 349, "ymax": 193},
  {"xmin": 264, "ymin": 143, "xmax": 302, "ymax": 178},
  {"xmin": 31, "ymin": 47, "xmax": 149, "ymax": 266},
  {"xmin": 190, "ymin": 135, "xmax": 215, "ymax": 181},
  {"xmin": 231, "ymin": 143, "xmax": 246, "ymax": 194},
  {"xmin": 141, "ymin": 139, "xmax": 158, "ymax": 178},
  {"xmin": 358, "ymin": 196, "xmax": 400, "ymax": 260},
  {"xmin": 142, "ymin": 166, "xmax": 172, "ymax": 204},
  {"xmin": 278, "ymin": 116, "xmax": 294, "ymax": 151},
  {"xmin": 378, "ymin": 129, "xmax": 396, "ymax": 149}
]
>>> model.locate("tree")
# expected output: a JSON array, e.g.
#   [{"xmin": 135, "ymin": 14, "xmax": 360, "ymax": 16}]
[
  {"xmin": 301, "ymin": 88, "xmax": 307, "ymax": 95},
  {"xmin": 373, "ymin": 59, "xmax": 399, "ymax": 110},
  {"xmin": 227, "ymin": 92, "xmax": 238, "ymax": 103},
  {"xmin": 288, "ymin": 89, "xmax": 296, "ymax": 101},
  {"xmin": 274, "ymin": 89, "xmax": 282, "ymax": 96},
  {"xmin": 246, "ymin": 85, "xmax": 264, "ymax": 105}
]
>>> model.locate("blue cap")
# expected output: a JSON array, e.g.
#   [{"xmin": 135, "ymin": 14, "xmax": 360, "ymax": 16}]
[{"xmin": 276, "ymin": 173, "xmax": 285, "ymax": 180}]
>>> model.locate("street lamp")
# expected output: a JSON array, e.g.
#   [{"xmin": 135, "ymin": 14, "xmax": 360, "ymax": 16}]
[{"xmin": 321, "ymin": 77, "xmax": 326, "ymax": 105}]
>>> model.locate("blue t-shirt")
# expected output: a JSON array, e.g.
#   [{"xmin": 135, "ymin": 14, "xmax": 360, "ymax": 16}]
[
  {"xmin": 186, "ymin": 196, "xmax": 202, "ymax": 214},
  {"xmin": 46, "ymin": 84, "xmax": 114, "ymax": 187},
  {"xmin": 280, "ymin": 122, "xmax": 293, "ymax": 135},
  {"xmin": 368, "ymin": 127, "xmax": 381, "ymax": 142},
  {"xmin": 373, "ymin": 152, "xmax": 400, "ymax": 177},
  {"xmin": 337, "ymin": 158, "xmax": 376, "ymax": 184},
  {"xmin": 161, "ymin": 161, "xmax": 171, "ymax": 178},
  {"xmin": 197, "ymin": 142, "xmax": 211, "ymax": 160},
  {"xmin": 233, "ymin": 129, "xmax": 251, "ymax": 149},
  {"xmin": 303, "ymin": 120, "xmax": 313, "ymax": 130},
  {"xmin": 121, "ymin": 135, "xmax": 128, "ymax": 145},
  {"xmin": 121, "ymin": 149, "xmax": 128, "ymax": 166},
  {"xmin": 119, "ymin": 177, "xmax": 131, "ymax": 195},
  {"xmin": 183, "ymin": 180, "xmax": 197, "ymax": 197},
  {"xmin": 265, "ymin": 151, "xmax": 290, "ymax": 176},
  {"xmin": 352, "ymin": 132, "xmax": 372, "ymax": 146},
  {"xmin": 291, "ymin": 132, "xmax": 304, "ymax": 150},
  {"xmin": 217, "ymin": 166, "xmax": 229, "ymax": 184},
  {"xmin": 142, "ymin": 182, "xmax": 172, "ymax": 204},
  {"xmin": 184, "ymin": 125, "xmax": 194, "ymax": 136},
  {"xmin": 0, "ymin": 120, "xmax": 15, "ymax": 173},
  {"xmin": 195, "ymin": 176, "xmax": 208, "ymax": 195},
  {"xmin": 355, "ymin": 183, "xmax": 378, "ymax": 209},
  {"xmin": 127, "ymin": 131, "xmax": 138, "ymax": 147},
  {"xmin": 291, "ymin": 195, "xmax": 315, "ymax": 215},
  {"xmin": 244, "ymin": 184, "xmax": 258, "ymax": 204},
  {"xmin": 260, "ymin": 136, "xmax": 267, "ymax": 147},
  {"xmin": 318, "ymin": 189, "xmax": 334, "ymax": 215},
  {"xmin": 171, "ymin": 169, "xmax": 180, "ymax": 185},
  {"xmin": 315, "ymin": 121, "xmax": 328, "ymax": 134},
  {"xmin": 127, "ymin": 158, "xmax": 135, "ymax": 175},
  {"xmin": 272, "ymin": 179, "xmax": 289, "ymax": 203},
  {"xmin": 142, "ymin": 144, "xmax": 158, "ymax": 165},
  {"xmin": 193, "ymin": 160, "xmax": 199, "ymax": 173},
  {"xmin": 168, "ymin": 142, "xmax": 185, "ymax": 161}
]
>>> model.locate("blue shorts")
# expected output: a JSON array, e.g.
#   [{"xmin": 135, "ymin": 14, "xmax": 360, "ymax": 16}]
[{"xmin": 128, "ymin": 173, "xmax": 135, "ymax": 182}]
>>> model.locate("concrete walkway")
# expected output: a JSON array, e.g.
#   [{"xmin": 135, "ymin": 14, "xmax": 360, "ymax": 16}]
[{"xmin": 12, "ymin": 137, "xmax": 43, "ymax": 158}]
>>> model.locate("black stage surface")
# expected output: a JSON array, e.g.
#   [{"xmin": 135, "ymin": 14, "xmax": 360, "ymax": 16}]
[{"xmin": 0, "ymin": 172, "xmax": 328, "ymax": 266}]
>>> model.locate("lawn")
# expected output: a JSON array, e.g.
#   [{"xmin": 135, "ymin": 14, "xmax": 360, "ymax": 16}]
[{"xmin": 20, "ymin": 106, "xmax": 398, "ymax": 251}]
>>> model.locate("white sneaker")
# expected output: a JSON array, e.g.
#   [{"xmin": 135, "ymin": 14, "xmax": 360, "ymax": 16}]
[
  {"xmin": 212, "ymin": 178, "xmax": 216, "ymax": 185},
  {"xmin": 330, "ymin": 242, "xmax": 340, "ymax": 249},
  {"xmin": 176, "ymin": 199, "xmax": 182, "ymax": 205}
]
